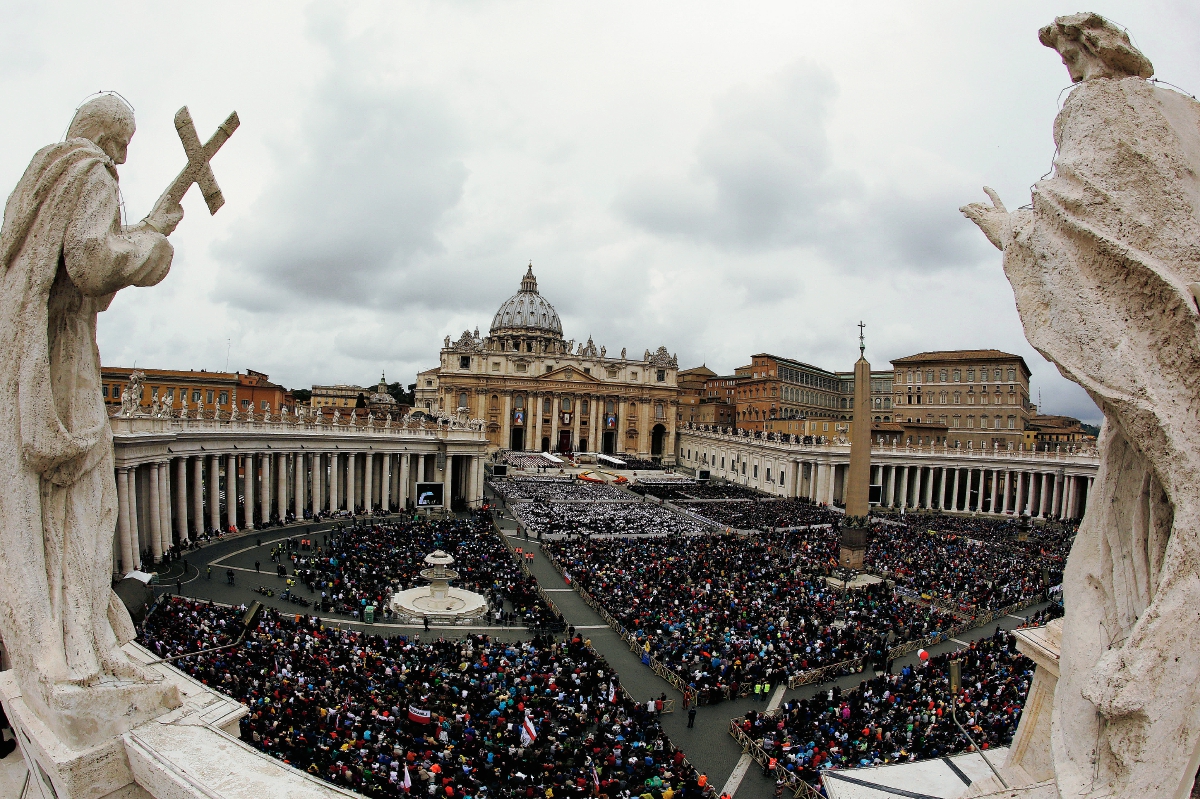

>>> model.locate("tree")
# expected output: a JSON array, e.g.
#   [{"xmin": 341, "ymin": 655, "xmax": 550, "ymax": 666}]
[
  {"xmin": 291, "ymin": 388, "xmax": 312, "ymax": 404},
  {"xmin": 388, "ymin": 382, "xmax": 415, "ymax": 406}
]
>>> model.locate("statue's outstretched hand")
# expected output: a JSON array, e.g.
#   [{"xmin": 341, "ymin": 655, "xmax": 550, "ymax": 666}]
[
  {"xmin": 143, "ymin": 201, "xmax": 184, "ymax": 237},
  {"xmin": 960, "ymin": 187, "xmax": 1009, "ymax": 250}
]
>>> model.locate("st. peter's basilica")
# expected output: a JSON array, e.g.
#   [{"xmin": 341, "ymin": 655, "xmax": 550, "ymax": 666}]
[{"xmin": 414, "ymin": 265, "xmax": 680, "ymax": 460}]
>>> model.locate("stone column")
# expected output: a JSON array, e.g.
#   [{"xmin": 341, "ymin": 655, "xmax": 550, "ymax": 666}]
[
  {"xmin": 313, "ymin": 453, "xmax": 324, "ymax": 515},
  {"xmin": 397, "ymin": 453, "xmax": 408, "ymax": 509},
  {"xmin": 346, "ymin": 452, "xmax": 357, "ymax": 513},
  {"xmin": 128, "ymin": 467, "xmax": 143, "ymax": 569},
  {"xmin": 224, "ymin": 453, "xmax": 237, "ymax": 530},
  {"xmin": 885, "ymin": 465, "xmax": 896, "ymax": 507},
  {"xmin": 989, "ymin": 469, "xmax": 1000, "ymax": 514},
  {"xmin": 1085, "ymin": 476, "xmax": 1094, "ymax": 515},
  {"xmin": 897, "ymin": 465, "xmax": 909, "ymax": 508},
  {"xmin": 977, "ymin": 470, "xmax": 989, "ymax": 513},
  {"xmin": 416, "ymin": 454, "xmax": 426, "ymax": 487},
  {"xmin": 294, "ymin": 451, "xmax": 305, "ymax": 519},
  {"xmin": 950, "ymin": 467, "xmax": 960, "ymax": 512},
  {"xmin": 1051, "ymin": 473, "xmax": 1062, "ymax": 518},
  {"xmin": 921, "ymin": 467, "xmax": 933, "ymax": 508},
  {"xmin": 261, "ymin": 452, "xmax": 273, "ymax": 523},
  {"xmin": 243, "ymin": 454, "xmax": 255, "ymax": 530},
  {"xmin": 1015, "ymin": 471, "xmax": 1026, "ymax": 516},
  {"xmin": 174, "ymin": 458, "xmax": 189, "ymax": 543},
  {"xmin": 1037, "ymin": 472, "xmax": 1049, "ymax": 518},
  {"xmin": 158, "ymin": 461, "xmax": 172, "ymax": 553},
  {"xmin": 938, "ymin": 466, "xmax": 949, "ymax": 509},
  {"xmin": 116, "ymin": 467, "xmax": 135, "ymax": 574},
  {"xmin": 1066, "ymin": 476, "xmax": 1078, "ymax": 519},
  {"xmin": 329, "ymin": 452, "xmax": 340, "ymax": 512},
  {"xmin": 532, "ymin": 394, "xmax": 543, "ymax": 451},
  {"xmin": 1000, "ymin": 471, "xmax": 1011, "ymax": 514},
  {"xmin": 364, "ymin": 452, "xmax": 374, "ymax": 512},
  {"xmin": 501, "ymin": 395, "xmax": 512, "ymax": 450},
  {"xmin": 191, "ymin": 456, "xmax": 204, "ymax": 539},
  {"xmin": 382, "ymin": 453, "xmax": 392, "ymax": 511},
  {"xmin": 276, "ymin": 452, "xmax": 288, "ymax": 519},
  {"xmin": 148, "ymin": 462, "xmax": 163, "ymax": 563}
]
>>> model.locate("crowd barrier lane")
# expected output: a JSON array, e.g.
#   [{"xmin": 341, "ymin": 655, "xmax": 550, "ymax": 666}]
[
  {"xmin": 727, "ymin": 718, "xmax": 821, "ymax": 799},
  {"xmin": 883, "ymin": 595, "xmax": 1046, "ymax": 661},
  {"xmin": 786, "ymin": 658, "xmax": 863, "ymax": 690},
  {"xmin": 541, "ymin": 545, "xmax": 700, "ymax": 707}
]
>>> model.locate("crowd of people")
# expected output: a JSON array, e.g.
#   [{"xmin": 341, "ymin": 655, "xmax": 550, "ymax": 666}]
[
  {"xmin": 545, "ymin": 531, "xmax": 961, "ymax": 704},
  {"xmin": 490, "ymin": 478, "xmax": 633, "ymax": 502},
  {"xmin": 679, "ymin": 499, "xmax": 840, "ymax": 532},
  {"xmin": 140, "ymin": 600, "xmax": 709, "ymax": 799},
  {"xmin": 513, "ymin": 503, "xmax": 709, "ymax": 540},
  {"xmin": 739, "ymin": 629, "xmax": 1033, "ymax": 786},
  {"xmin": 502, "ymin": 453, "xmax": 559, "ymax": 469},
  {"xmin": 628, "ymin": 482, "xmax": 761, "ymax": 502},
  {"xmin": 265, "ymin": 514, "xmax": 556, "ymax": 628},
  {"xmin": 864, "ymin": 516, "xmax": 1071, "ymax": 612}
]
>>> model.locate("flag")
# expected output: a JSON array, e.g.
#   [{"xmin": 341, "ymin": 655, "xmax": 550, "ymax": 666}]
[
  {"xmin": 608, "ymin": 683, "xmax": 616, "ymax": 703},
  {"xmin": 591, "ymin": 764, "xmax": 600, "ymax": 793},
  {"xmin": 402, "ymin": 764, "xmax": 412, "ymax": 791},
  {"xmin": 521, "ymin": 712, "xmax": 537, "ymax": 746},
  {"xmin": 408, "ymin": 705, "xmax": 431, "ymax": 724}
]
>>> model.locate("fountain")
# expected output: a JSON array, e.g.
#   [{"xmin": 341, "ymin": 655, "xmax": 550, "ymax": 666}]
[{"xmin": 388, "ymin": 550, "xmax": 488, "ymax": 624}]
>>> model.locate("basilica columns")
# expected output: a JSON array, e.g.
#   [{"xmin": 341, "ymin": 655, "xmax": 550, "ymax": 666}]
[
  {"xmin": 364, "ymin": 452, "xmax": 374, "ymax": 512},
  {"xmin": 329, "ymin": 453, "xmax": 339, "ymax": 512},
  {"xmin": 174, "ymin": 458, "xmax": 189, "ymax": 543},
  {"xmin": 382, "ymin": 453, "xmax": 392, "ymax": 511},
  {"xmin": 116, "ymin": 468, "xmax": 135, "ymax": 574},
  {"xmin": 346, "ymin": 452, "xmax": 357, "ymax": 513}
]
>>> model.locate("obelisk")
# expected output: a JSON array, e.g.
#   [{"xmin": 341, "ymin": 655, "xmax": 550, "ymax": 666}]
[{"xmin": 840, "ymin": 323, "xmax": 871, "ymax": 569}]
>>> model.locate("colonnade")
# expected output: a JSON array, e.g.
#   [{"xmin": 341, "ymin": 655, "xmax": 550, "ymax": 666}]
[
  {"xmin": 113, "ymin": 450, "xmax": 486, "ymax": 574},
  {"xmin": 868, "ymin": 463, "xmax": 1092, "ymax": 519}
]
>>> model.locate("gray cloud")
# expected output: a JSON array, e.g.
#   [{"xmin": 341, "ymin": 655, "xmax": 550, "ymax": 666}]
[
  {"xmin": 617, "ymin": 61, "xmax": 989, "ymax": 274},
  {"xmin": 212, "ymin": 17, "xmax": 468, "ymax": 311}
]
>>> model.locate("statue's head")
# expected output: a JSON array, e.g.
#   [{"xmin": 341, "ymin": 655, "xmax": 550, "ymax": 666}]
[
  {"xmin": 67, "ymin": 94, "xmax": 136, "ymax": 164},
  {"xmin": 1039, "ymin": 13, "xmax": 1153, "ymax": 83}
]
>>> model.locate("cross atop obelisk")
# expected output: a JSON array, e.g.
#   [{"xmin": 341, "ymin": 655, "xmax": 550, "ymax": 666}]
[{"xmin": 858, "ymin": 320, "xmax": 866, "ymax": 356}]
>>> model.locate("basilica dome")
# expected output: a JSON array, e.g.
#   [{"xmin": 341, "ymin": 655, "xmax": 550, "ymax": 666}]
[{"xmin": 490, "ymin": 264, "xmax": 563, "ymax": 338}]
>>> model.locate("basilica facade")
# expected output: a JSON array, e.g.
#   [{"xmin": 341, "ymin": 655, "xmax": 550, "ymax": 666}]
[{"xmin": 414, "ymin": 265, "xmax": 679, "ymax": 460}]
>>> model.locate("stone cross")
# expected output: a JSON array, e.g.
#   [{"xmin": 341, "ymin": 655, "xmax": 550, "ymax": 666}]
[{"xmin": 153, "ymin": 106, "xmax": 240, "ymax": 216}]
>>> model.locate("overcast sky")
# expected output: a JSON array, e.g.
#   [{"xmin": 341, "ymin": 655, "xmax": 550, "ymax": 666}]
[{"xmin": 4, "ymin": 2, "xmax": 1198, "ymax": 422}]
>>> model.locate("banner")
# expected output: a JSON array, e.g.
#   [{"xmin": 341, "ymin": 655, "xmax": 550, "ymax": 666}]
[
  {"xmin": 407, "ymin": 706, "xmax": 431, "ymax": 724},
  {"xmin": 521, "ymin": 713, "xmax": 537, "ymax": 746}
]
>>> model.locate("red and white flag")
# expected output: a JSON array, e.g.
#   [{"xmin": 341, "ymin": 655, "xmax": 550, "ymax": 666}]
[
  {"xmin": 608, "ymin": 683, "xmax": 616, "ymax": 703},
  {"xmin": 408, "ymin": 706, "xmax": 431, "ymax": 724},
  {"xmin": 402, "ymin": 764, "xmax": 412, "ymax": 791},
  {"xmin": 521, "ymin": 712, "xmax": 537, "ymax": 746}
]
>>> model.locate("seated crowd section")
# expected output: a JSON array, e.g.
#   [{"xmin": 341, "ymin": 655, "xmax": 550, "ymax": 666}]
[
  {"xmin": 141, "ymin": 601, "xmax": 706, "ymax": 799},
  {"xmin": 544, "ymin": 530, "xmax": 962, "ymax": 704},
  {"xmin": 274, "ymin": 515, "xmax": 554, "ymax": 628},
  {"xmin": 512, "ymin": 502, "xmax": 709, "ymax": 539},
  {"xmin": 489, "ymin": 478, "xmax": 633, "ymax": 502},
  {"xmin": 736, "ymin": 629, "xmax": 1033, "ymax": 787}
]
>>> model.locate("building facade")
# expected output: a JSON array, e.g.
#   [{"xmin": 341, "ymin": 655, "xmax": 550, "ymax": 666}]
[
  {"xmin": 414, "ymin": 265, "xmax": 680, "ymax": 459},
  {"xmin": 676, "ymin": 423, "xmax": 1098, "ymax": 520},
  {"xmin": 110, "ymin": 412, "xmax": 488, "ymax": 573},
  {"xmin": 890, "ymin": 350, "xmax": 1033, "ymax": 450},
  {"xmin": 101, "ymin": 367, "xmax": 292, "ymax": 416},
  {"xmin": 732, "ymin": 353, "xmax": 894, "ymax": 433}
]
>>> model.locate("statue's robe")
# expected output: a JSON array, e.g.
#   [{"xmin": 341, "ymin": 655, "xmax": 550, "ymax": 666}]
[
  {"xmin": 1000, "ymin": 77, "xmax": 1200, "ymax": 798},
  {"xmin": 0, "ymin": 138, "xmax": 172, "ymax": 692}
]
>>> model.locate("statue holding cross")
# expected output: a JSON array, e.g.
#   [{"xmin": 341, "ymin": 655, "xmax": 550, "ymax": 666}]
[{"xmin": 0, "ymin": 93, "xmax": 238, "ymax": 747}]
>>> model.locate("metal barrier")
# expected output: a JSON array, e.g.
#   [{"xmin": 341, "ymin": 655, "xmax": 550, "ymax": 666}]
[
  {"xmin": 728, "ymin": 719, "xmax": 824, "ymax": 799},
  {"xmin": 541, "ymin": 546, "xmax": 699, "ymax": 707}
]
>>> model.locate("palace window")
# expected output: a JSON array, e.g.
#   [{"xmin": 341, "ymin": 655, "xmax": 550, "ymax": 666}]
[
  {"xmin": 490, "ymin": 395, "xmax": 499, "ymax": 409},
  {"xmin": 606, "ymin": 400, "xmax": 614, "ymax": 413},
  {"xmin": 459, "ymin": 356, "xmax": 471, "ymax": 369},
  {"xmin": 514, "ymin": 396, "xmax": 524, "ymax": 409},
  {"xmin": 194, "ymin": 389, "xmax": 202, "ymax": 402},
  {"xmin": 515, "ymin": 362, "xmax": 527, "ymax": 373},
  {"xmin": 630, "ymin": 371, "xmax": 639, "ymax": 380},
  {"xmin": 1008, "ymin": 416, "xmax": 1016, "ymax": 429},
  {"xmin": 581, "ymin": 399, "xmax": 589, "ymax": 414},
  {"xmin": 967, "ymin": 369, "xmax": 975, "ymax": 382},
  {"xmin": 526, "ymin": 342, "xmax": 533, "ymax": 352},
  {"xmin": 940, "ymin": 369, "xmax": 948, "ymax": 382},
  {"xmin": 561, "ymin": 397, "xmax": 572, "ymax": 412},
  {"xmin": 166, "ymin": 388, "xmax": 175, "ymax": 402},
  {"xmin": 967, "ymin": 415, "xmax": 975, "ymax": 428},
  {"xmin": 1007, "ymin": 368, "xmax": 1015, "ymax": 382},
  {"xmin": 218, "ymin": 392, "xmax": 228, "ymax": 405},
  {"xmin": 953, "ymin": 369, "xmax": 961, "ymax": 382},
  {"xmin": 981, "ymin": 416, "xmax": 989, "ymax": 428},
  {"xmin": 926, "ymin": 370, "xmax": 934, "ymax": 382},
  {"xmin": 765, "ymin": 467, "xmax": 771, "ymax": 481},
  {"xmin": 241, "ymin": 400, "xmax": 251, "ymax": 409},
  {"xmin": 584, "ymin": 367, "xmax": 591, "ymax": 375},
  {"xmin": 458, "ymin": 393, "xmax": 468, "ymax": 409},
  {"xmin": 656, "ymin": 369, "xmax": 666, "ymax": 382},
  {"xmin": 492, "ymin": 361, "xmax": 500, "ymax": 371},
  {"xmin": 151, "ymin": 386, "xmax": 159, "ymax": 399},
  {"xmin": 953, "ymin": 415, "xmax": 961, "ymax": 427},
  {"xmin": 542, "ymin": 398, "xmax": 552, "ymax": 413},
  {"xmin": 261, "ymin": 400, "xmax": 269, "ymax": 410}
]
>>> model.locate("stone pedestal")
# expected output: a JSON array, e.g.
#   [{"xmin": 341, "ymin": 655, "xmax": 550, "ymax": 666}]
[
  {"xmin": 1, "ymin": 644, "xmax": 355, "ymax": 799},
  {"xmin": 958, "ymin": 618, "xmax": 1061, "ymax": 798}
]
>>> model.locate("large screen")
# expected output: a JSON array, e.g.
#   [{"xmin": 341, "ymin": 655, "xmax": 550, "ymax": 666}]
[
  {"xmin": 868, "ymin": 484, "xmax": 883, "ymax": 505},
  {"xmin": 491, "ymin": 464, "xmax": 508, "ymax": 478},
  {"xmin": 415, "ymin": 482, "xmax": 445, "ymax": 507}
]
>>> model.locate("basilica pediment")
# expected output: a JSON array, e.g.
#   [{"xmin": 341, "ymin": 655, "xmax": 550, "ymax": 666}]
[{"xmin": 543, "ymin": 365, "xmax": 603, "ymax": 383}]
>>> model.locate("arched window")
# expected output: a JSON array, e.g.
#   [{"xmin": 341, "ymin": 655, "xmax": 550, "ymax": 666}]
[
  {"xmin": 514, "ymin": 395, "xmax": 524, "ymax": 409},
  {"xmin": 581, "ymin": 399, "xmax": 589, "ymax": 414},
  {"xmin": 940, "ymin": 369, "xmax": 948, "ymax": 382},
  {"xmin": 655, "ymin": 404, "xmax": 664, "ymax": 420},
  {"xmin": 490, "ymin": 394, "xmax": 499, "ymax": 409},
  {"xmin": 561, "ymin": 397, "xmax": 572, "ymax": 412},
  {"xmin": 458, "ymin": 392, "xmax": 468, "ymax": 409},
  {"xmin": 606, "ymin": 400, "xmax": 614, "ymax": 414},
  {"xmin": 542, "ymin": 398, "xmax": 552, "ymax": 413}
]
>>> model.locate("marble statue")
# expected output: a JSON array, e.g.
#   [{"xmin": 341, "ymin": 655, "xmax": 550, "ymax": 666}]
[
  {"xmin": 962, "ymin": 14, "xmax": 1200, "ymax": 797},
  {"xmin": 0, "ymin": 95, "xmax": 192, "ymax": 746}
]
